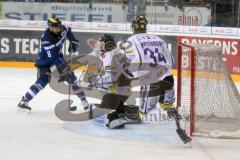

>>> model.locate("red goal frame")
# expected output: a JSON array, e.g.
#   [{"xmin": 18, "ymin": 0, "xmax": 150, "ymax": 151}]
[{"xmin": 177, "ymin": 43, "xmax": 196, "ymax": 136}]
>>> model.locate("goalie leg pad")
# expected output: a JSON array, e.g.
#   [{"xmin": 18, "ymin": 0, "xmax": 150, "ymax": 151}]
[
  {"xmin": 101, "ymin": 94, "xmax": 128, "ymax": 114},
  {"xmin": 103, "ymin": 94, "xmax": 129, "ymax": 129},
  {"xmin": 153, "ymin": 75, "xmax": 175, "ymax": 109},
  {"xmin": 124, "ymin": 105, "xmax": 142, "ymax": 124},
  {"xmin": 158, "ymin": 88, "xmax": 175, "ymax": 110},
  {"xmin": 139, "ymin": 85, "xmax": 160, "ymax": 113}
]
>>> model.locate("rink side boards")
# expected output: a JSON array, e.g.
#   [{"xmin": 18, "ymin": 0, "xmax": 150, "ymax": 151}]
[
  {"xmin": 1, "ymin": 61, "xmax": 240, "ymax": 83},
  {"xmin": 1, "ymin": 22, "xmax": 240, "ymax": 82}
]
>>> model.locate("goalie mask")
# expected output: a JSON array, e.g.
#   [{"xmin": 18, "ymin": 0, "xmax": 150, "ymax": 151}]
[
  {"xmin": 99, "ymin": 34, "xmax": 116, "ymax": 52},
  {"xmin": 131, "ymin": 16, "xmax": 148, "ymax": 34}
]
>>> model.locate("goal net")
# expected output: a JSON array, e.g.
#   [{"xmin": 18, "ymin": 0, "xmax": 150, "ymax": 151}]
[{"xmin": 177, "ymin": 43, "xmax": 240, "ymax": 138}]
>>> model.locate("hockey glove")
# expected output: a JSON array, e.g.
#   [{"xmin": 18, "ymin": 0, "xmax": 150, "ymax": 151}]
[{"xmin": 68, "ymin": 40, "xmax": 79, "ymax": 52}]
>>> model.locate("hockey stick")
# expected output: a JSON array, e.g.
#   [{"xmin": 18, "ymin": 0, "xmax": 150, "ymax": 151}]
[
  {"xmin": 167, "ymin": 108, "xmax": 192, "ymax": 145},
  {"xmin": 55, "ymin": 99, "xmax": 111, "ymax": 121},
  {"xmin": 67, "ymin": 48, "xmax": 77, "ymax": 111}
]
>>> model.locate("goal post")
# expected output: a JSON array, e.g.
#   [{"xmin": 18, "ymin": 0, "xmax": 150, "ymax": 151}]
[
  {"xmin": 177, "ymin": 43, "xmax": 196, "ymax": 137},
  {"xmin": 177, "ymin": 42, "xmax": 240, "ymax": 138}
]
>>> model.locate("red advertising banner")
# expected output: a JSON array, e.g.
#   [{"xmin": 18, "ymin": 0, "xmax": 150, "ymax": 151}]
[{"xmin": 178, "ymin": 36, "xmax": 240, "ymax": 74}]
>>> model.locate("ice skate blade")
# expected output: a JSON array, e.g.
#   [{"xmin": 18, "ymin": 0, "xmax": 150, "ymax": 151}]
[
  {"xmin": 17, "ymin": 108, "xmax": 31, "ymax": 114},
  {"xmin": 185, "ymin": 141, "xmax": 192, "ymax": 148}
]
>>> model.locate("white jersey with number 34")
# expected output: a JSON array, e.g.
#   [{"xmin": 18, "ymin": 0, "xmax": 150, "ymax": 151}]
[{"xmin": 126, "ymin": 33, "xmax": 174, "ymax": 81}]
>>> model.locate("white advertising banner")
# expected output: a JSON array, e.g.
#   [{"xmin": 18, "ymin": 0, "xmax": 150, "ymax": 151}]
[
  {"xmin": 0, "ymin": 19, "xmax": 18, "ymax": 27},
  {"xmin": 183, "ymin": 26, "xmax": 211, "ymax": 35},
  {"xmin": 1, "ymin": 2, "xmax": 211, "ymax": 25},
  {"xmin": 18, "ymin": 20, "xmax": 47, "ymax": 28},
  {"xmin": 0, "ymin": 2, "xmax": 125, "ymax": 23},
  {"xmin": 63, "ymin": 21, "xmax": 91, "ymax": 30},
  {"xmin": 212, "ymin": 27, "xmax": 238, "ymax": 36},
  {"xmin": 237, "ymin": 28, "xmax": 240, "ymax": 36},
  {"xmin": 146, "ymin": 6, "xmax": 211, "ymax": 26},
  {"xmin": 91, "ymin": 22, "xmax": 127, "ymax": 31},
  {"xmin": 155, "ymin": 25, "xmax": 183, "ymax": 33}
]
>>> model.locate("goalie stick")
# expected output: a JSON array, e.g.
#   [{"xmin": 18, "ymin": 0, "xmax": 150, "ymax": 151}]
[
  {"xmin": 55, "ymin": 51, "xmax": 192, "ymax": 144},
  {"xmin": 55, "ymin": 99, "xmax": 111, "ymax": 121},
  {"xmin": 167, "ymin": 108, "xmax": 192, "ymax": 145},
  {"xmin": 55, "ymin": 99, "xmax": 192, "ymax": 145},
  {"xmin": 67, "ymin": 50, "xmax": 77, "ymax": 111}
]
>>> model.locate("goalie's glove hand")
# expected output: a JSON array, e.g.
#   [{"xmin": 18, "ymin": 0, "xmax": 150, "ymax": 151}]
[{"xmin": 68, "ymin": 40, "xmax": 79, "ymax": 52}]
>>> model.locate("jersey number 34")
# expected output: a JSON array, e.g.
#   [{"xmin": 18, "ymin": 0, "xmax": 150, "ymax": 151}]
[{"xmin": 144, "ymin": 48, "xmax": 167, "ymax": 65}]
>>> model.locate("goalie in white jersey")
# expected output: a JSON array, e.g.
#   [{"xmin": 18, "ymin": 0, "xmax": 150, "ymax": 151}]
[{"xmin": 89, "ymin": 34, "xmax": 134, "ymax": 129}]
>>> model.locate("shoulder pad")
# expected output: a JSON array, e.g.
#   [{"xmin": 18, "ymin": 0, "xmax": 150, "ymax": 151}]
[{"xmin": 41, "ymin": 29, "xmax": 54, "ymax": 42}]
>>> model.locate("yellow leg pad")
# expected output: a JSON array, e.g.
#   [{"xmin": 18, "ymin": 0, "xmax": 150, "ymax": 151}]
[
  {"xmin": 139, "ymin": 112, "xmax": 145, "ymax": 120},
  {"xmin": 109, "ymin": 85, "xmax": 117, "ymax": 94}
]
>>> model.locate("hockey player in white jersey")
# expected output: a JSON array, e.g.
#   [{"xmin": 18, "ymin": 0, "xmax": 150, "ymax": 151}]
[
  {"xmin": 125, "ymin": 16, "xmax": 175, "ymax": 115},
  {"xmin": 89, "ymin": 34, "xmax": 134, "ymax": 129},
  {"xmin": 123, "ymin": 16, "xmax": 191, "ymax": 144}
]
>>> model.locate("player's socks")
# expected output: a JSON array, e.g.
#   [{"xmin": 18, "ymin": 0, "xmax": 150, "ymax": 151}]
[
  {"xmin": 18, "ymin": 83, "xmax": 43, "ymax": 113},
  {"xmin": 24, "ymin": 83, "xmax": 43, "ymax": 102}
]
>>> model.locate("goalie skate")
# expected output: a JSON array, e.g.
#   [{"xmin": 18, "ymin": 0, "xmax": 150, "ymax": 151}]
[{"xmin": 106, "ymin": 111, "xmax": 129, "ymax": 129}]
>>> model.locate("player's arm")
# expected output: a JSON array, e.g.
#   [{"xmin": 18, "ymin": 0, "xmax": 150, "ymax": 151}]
[
  {"xmin": 162, "ymin": 42, "xmax": 174, "ymax": 67},
  {"xmin": 65, "ymin": 26, "xmax": 79, "ymax": 52},
  {"xmin": 113, "ymin": 50, "xmax": 134, "ymax": 87},
  {"xmin": 41, "ymin": 33, "xmax": 70, "ymax": 78}
]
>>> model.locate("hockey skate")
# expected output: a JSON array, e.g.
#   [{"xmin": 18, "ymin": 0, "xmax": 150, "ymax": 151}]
[
  {"xmin": 18, "ymin": 97, "xmax": 31, "ymax": 114},
  {"xmin": 106, "ymin": 111, "xmax": 128, "ymax": 129},
  {"xmin": 68, "ymin": 99, "xmax": 89, "ymax": 112}
]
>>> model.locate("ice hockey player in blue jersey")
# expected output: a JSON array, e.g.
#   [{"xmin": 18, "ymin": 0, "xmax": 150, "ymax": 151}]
[{"xmin": 18, "ymin": 17, "xmax": 89, "ymax": 113}]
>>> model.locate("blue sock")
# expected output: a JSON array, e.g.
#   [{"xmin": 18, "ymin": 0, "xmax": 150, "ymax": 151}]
[{"xmin": 23, "ymin": 83, "xmax": 44, "ymax": 102}]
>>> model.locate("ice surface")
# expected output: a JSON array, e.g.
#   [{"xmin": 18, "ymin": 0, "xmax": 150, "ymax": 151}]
[{"xmin": 0, "ymin": 68, "xmax": 240, "ymax": 160}]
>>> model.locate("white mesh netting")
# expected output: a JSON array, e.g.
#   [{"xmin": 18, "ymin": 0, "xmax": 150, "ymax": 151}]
[{"xmin": 179, "ymin": 43, "xmax": 240, "ymax": 138}]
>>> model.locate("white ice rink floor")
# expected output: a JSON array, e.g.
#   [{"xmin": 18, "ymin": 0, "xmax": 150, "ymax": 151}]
[{"xmin": 0, "ymin": 68, "xmax": 240, "ymax": 160}]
